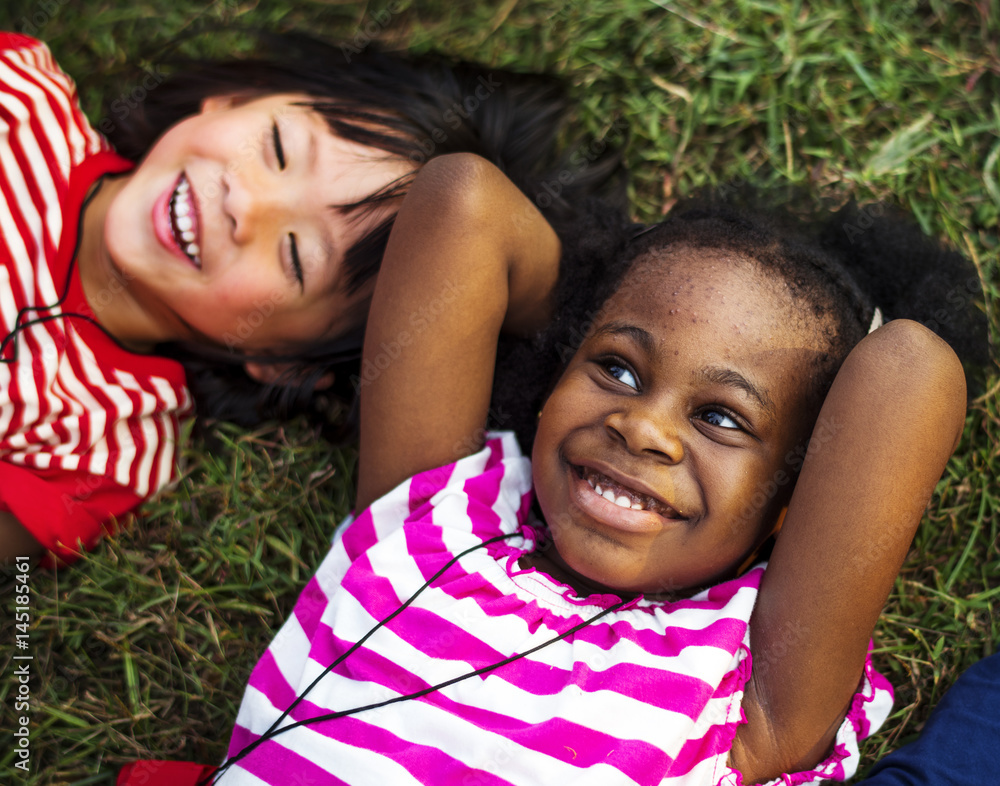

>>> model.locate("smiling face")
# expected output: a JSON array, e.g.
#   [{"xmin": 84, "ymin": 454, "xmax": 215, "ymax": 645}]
[
  {"xmin": 95, "ymin": 92, "xmax": 413, "ymax": 352},
  {"xmin": 531, "ymin": 246, "xmax": 832, "ymax": 596}
]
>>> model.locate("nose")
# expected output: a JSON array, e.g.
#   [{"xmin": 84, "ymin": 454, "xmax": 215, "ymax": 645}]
[
  {"xmin": 222, "ymin": 169, "xmax": 292, "ymax": 244},
  {"xmin": 604, "ymin": 404, "xmax": 684, "ymax": 463}
]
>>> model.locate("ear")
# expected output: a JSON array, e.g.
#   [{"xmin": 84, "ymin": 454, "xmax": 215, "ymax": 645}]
[{"xmin": 244, "ymin": 361, "xmax": 335, "ymax": 391}]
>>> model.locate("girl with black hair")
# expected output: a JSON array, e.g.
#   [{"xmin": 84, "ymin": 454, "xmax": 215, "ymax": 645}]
[
  {"xmin": 0, "ymin": 33, "xmax": 624, "ymax": 565},
  {"xmin": 120, "ymin": 153, "xmax": 987, "ymax": 785}
]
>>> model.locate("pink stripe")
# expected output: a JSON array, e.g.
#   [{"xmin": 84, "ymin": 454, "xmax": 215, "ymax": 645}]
[
  {"xmin": 340, "ymin": 528, "xmax": 754, "ymax": 662},
  {"xmin": 671, "ymin": 719, "xmax": 738, "ymax": 776},
  {"xmin": 291, "ymin": 576, "xmax": 332, "ymax": 641},
  {"xmin": 240, "ymin": 652, "xmax": 516, "ymax": 785},
  {"xmin": 408, "ymin": 462, "xmax": 456, "ymax": 514},
  {"xmin": 294, "ymin": 586, "xmax": 729, "ymax": 718},
  {"xmin": 462, "ymin": 463, "xmax": 505, "ymax": 545},
  {"xmin": 340, "ymin": 508, "xmax": 379, "ymax": 561},
  {"xmin": 233, "ymin": 736, "xmax": 351, "ymax": 786},
  {"xmin": 248, "ymin": 646, "xmax": 670, "ymax": 783}
]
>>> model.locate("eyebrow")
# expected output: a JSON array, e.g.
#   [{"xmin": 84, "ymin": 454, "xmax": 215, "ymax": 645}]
[
  {"xmin": 591, "ymin": 321, "xmax": 656, "ymax": 354},
  {"xmin": 699, "ymin": 366, "xmax": 776, "ymax": 420}
]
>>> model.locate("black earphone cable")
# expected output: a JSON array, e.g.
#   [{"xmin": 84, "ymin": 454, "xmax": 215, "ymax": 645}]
[
  {"xmin": 0, "ymin": 175, "xmax": 141, "ymax": 364},
  {"xmin": 204, "ymin": 530, "xmax": 630, "ymax": 784}
]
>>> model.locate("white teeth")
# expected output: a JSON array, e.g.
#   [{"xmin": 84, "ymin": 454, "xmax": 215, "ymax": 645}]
[
  {"xmin": 169, "ymin": 175, "xmax": 200, "ymax": 266},
  {"xmin": 584, "ymin": 469, "xmax": 660, "ymax": 514}
]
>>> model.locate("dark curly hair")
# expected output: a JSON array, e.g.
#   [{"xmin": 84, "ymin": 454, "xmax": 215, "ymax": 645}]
[
  {"xmin": 108, "ymin": 31, "xmax": 628, "ymax": 433},
  {"xmin": 491, "ymin": 194, "xmax": 991, "ymax": 452}
]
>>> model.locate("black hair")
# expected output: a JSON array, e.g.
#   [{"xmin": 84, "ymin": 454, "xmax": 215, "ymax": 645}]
[
  {"xmin": 105, "ymin": 31, "xmax": 627, "ymax": 433},
  {"xmin": 491, "ymin": 193, "xmax": 992, "ymax": 452}
]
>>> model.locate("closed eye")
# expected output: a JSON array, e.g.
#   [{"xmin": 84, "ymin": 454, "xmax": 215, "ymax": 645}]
[
  {"xmin": 288, "ymin": 233, "xmax": 304, "ymax": 290},
  {"xmin": 272, "ymin": 120, "xmax": 286, "ymax": 170}
]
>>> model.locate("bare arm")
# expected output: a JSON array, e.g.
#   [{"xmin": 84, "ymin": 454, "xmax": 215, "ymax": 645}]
[
  {"xmin": 732, "ymin": 319, "xmax": 968, "ymax": 782},
  {"xmin": 356, "ymin": 154, "xmax": 561, "ymax": 511}
]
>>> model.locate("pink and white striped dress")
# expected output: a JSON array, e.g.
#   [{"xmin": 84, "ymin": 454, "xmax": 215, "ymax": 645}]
[{"xmin": 224, "ymin": 433, "xmax": 892, "ymax": 785}]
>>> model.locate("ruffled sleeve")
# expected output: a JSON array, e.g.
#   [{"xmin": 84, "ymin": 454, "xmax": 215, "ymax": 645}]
[{"xmin": 718, "ymin": 641, "xmax": 894, "ymax": 785}]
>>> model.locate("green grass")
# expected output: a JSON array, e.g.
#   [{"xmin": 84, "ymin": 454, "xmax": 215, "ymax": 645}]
[{"xmin": 0, "ymin": 0, "xmax": 998, "ymax": 783}]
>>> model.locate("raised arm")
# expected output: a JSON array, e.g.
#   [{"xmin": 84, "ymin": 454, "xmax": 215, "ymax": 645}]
[
  {"xmin": 732, "ymin": 319, "xmax": 968, "ymax": 782},
  {"xmin": 356, "ymin": 154, "xmax": 561, "ymax": 511}
]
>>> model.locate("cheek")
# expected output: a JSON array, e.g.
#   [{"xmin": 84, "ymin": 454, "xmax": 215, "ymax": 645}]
[
  {"xmin": 142, "ymin": 114, "xmax": 207, "ymax": 161},
  {"xmin": 722, "ymin": 466, "xmax": 789, "ymax": 549},
  {"xmin": 212, "ymin": 268, "xmax": 292, "ymax": 310}
]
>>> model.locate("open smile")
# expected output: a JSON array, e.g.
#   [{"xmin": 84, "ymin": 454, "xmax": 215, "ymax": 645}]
[
  {"xmin": 566, "ymin": 463, "xmax": 687, "ymax": 535},
  {"xmin": 154, "ymin": 173, "xmax": 202, "ymax": 268},
  {"xmin": 168, "ymin": 174, "xmax": 201, "ymax": 266}
]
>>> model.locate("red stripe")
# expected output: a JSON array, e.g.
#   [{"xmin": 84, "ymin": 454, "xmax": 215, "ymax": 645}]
[
  {"xmin": 2, "ymin": 51, "xmax": 73, "ymax": 201},
  {"xmin": 0, "ymin": 92, "xmax": 56, "ymax": 298},
  {"xmin": 5, "ymin": 43, "xmax": 88, "ymax": 163}
]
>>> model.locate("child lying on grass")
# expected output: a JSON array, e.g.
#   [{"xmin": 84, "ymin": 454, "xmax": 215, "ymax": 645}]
[{"xmin": 119, "ymin": 153, "xmax": 987, "ymax": 784}]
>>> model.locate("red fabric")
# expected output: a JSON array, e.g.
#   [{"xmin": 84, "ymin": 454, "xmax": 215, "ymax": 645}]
[
  {"xmin": 117, "ymin": 760, "xmax": 217, "ymax": 786},
  {"xmin": 0, "ymin": 459, "xmax": 141, "ymax": 565}
]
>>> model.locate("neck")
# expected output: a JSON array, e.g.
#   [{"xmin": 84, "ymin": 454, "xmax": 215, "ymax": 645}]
[
  {"xmin": 519, "ymin": 548, "xmax": 627, "ymax": 599},
  {"xmin": 77, "ymin": 173, "xmax": 160, "ymax": 354}
]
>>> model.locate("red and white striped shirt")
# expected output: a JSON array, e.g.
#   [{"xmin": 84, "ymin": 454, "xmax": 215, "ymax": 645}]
[
  {"xmin": 223, "ymin": 433, "xmax": 893, "ymax": 785},
  {"xmin": 0, "ymin": 34, "xmax": 192, "ymax": 564}
]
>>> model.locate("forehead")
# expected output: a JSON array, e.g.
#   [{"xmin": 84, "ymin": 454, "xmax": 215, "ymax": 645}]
[
  {"xmin": 607, "ymin": 245, "xmax": 804, "ymax": 329},
  {"xmin": 591, "ymin": 245, "xmax": 830, "ymax": 406}
]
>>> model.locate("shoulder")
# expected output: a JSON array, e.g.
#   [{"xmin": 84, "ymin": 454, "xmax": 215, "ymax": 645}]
[
  {"xmin": 0, "ymin": 33, "xmax": 106, "ymax": 168},
  {"xmin": 407, "ymin": 431, "xmax": 532, "ymax": 507},
  {"xmin": 0, "ymin": 34, "xmax": 72, "ymax": 99},
  {"xmin": 351, "ymin": 432, "xmax": 532, "ymax": 550},
  {"xmin": 0, "ymin": 33, "xmax": 50, "ymax": 59}
]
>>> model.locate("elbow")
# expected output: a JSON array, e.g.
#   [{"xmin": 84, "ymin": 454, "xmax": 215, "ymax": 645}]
[{"xmin": 854, "ymin": 319, "xmax": 968, "ymax": 445}]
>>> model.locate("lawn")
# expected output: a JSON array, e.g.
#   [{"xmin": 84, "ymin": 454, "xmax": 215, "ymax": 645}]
[{"xmin": 0, "ymin": 0, "xmax": 997, "ymax": 783}]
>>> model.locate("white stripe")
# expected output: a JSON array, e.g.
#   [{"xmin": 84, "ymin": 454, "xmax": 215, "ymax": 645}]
[
  {"xmin": 232, "ymin": 683, "xmax": 427, "ymax": 786},
  {"xmin": 4, "ymin": 44, "xmax": 102, "ymax": 167},
  {"xmin": 71, "ymin": 335, "xmax": 136, "ymax": 486},
  {"xmin": 148, "ymin": 375, "xmax": 181, "ymax": 491},
  {"xmin": 282, "ymin": 547, "xmax": 733, "ymax": 763},
  {"xmin": 112, "ymin": 369, "xmax": 161, "ymax": 497},
  {"xmin": 216, "ymin": 768, "xmax": 269, "ymax": 786},
  {"xmin": 305, "ymin": 596, "xmax": 705, "ymax": 755},
  {"xmin": 54, "ymin": 331, "xmax": 110, "ymax": 473},
  {"xmin": 0, "ymin": 113, "xmax": 52, "ymax": 307},
  {"xmin": 0, "ymin": 59, "xmax": 69, "ymax": 257},
  {"xmin": 0, "ymin": 265, "xmax": 18, "ymax": 441}
]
